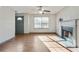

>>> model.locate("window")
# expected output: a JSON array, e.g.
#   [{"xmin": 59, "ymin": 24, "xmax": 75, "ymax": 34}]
[{"xmin": 34, "ymin": 17, "xmax": 49, "ymax": 28}]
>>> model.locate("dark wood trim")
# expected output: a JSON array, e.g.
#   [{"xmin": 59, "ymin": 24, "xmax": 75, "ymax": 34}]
[
  {"xmin": 18, "ymin": 32, "xmax": 56, "ymax": 34},
  {"xmin": 47, "ymin": 35, "xmax": 72, "ymax": 52},
  {"xmin": 15, "ymin": 33, "xmax": 25, "ymax": 35},
  {"xmin": 24, "ymin": 33, "xmax": 30, "ymax": 35},
  {"xmin": 29, "ymin": 32, "xmax": 56, "ymax": 34}
]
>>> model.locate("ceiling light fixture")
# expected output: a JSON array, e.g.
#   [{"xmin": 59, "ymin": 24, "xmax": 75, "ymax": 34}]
[
  {"xmin": 37, "ymin": 6, "xmax": 51, "ymax": 14},
  {"xmin": 39, "ymin": 10, "xmax": 43, "ymax": 14}
]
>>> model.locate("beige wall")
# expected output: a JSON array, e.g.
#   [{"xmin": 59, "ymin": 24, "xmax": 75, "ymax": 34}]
[
  {"xmin": 16, "ymin": 13, "xmax": 56, "ymax": 33},
  {"xmin": 29, "ymin": 14, "xmax": 56, "ymax": 33},
  {"xmin": 56, "ymin": 6, "xmax": 79, "ymax": 36},
  {"xmin": 15, "ymin": 13, "xmax": 29, "ymax": 33},
  {"xmin": 0, "ymin": 7, "xmax": 15, "ymax": 43}
]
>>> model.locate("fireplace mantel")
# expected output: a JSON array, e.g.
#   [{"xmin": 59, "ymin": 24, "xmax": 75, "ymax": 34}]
[{"xmin": 59, "ymin": 19, "xmax": 79, "ymax": 48}]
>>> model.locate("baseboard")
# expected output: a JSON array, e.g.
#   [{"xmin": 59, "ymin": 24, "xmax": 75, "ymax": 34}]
[
  {"xmin": 29, "ymin": 32, "xmax": 56, "ymax": 34},
  {"xmin": 17, "ymin": 32, "xmax": 56, "ymax": 34},
  {"xmin": 0, "ymin": 37, "xmax": 15, "ymax": 45}
]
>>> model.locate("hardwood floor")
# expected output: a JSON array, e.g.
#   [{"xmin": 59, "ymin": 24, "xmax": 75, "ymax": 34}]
[
  {"xmin": 38, "ymin": 35, "xmax": 71, "ymax": 52},
  {"xmin": 0, "ymin": 34, "xmax": 71, "ymax": 52},
  {"xmin": 0, "ymin": 34, "xmax": 50, "ymax": 52}
]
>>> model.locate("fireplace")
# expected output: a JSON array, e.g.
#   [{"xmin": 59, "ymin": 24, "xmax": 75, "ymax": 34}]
[
  {"xmin": 59, "ymin": 19, "xmax": 78, "ymax": 48},
  {"xmin": 61, "ymin": 26, "xmax": 76, "ymax": 47},
  {"xmin": 61, "ymin": 26, "xmax": 73, "ymax": 41}
]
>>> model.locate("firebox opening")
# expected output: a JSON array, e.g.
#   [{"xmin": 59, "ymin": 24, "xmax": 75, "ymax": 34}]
[{"xmin": 60, "ymin": 26, "xmax": 76, "ymax": 47}]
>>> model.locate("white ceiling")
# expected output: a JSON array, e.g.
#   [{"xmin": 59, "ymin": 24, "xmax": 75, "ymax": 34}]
[{"xmin": 9, "ymin": 6, "xmax": 64, "ymax": 14}]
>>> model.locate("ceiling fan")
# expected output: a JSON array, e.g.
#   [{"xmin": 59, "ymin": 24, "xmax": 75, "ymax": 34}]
[{"xmin": 37, "ymin": 6, "xmax": 51, "ymax": 14}]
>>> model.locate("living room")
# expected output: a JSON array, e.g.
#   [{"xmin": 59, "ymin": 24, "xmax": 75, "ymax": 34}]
[{"xmin": 0, "ymin": 6, "xmax": 79, "ymax": 52}]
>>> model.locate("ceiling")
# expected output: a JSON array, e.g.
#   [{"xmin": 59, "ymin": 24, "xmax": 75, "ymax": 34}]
[{"xmin": 9, "ymin": 6, "xmax": 64, "ymax": 14}]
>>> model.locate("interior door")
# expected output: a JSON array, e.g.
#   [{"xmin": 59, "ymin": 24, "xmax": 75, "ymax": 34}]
[{"xmin": 15, "ymin": 16, "xmax": 24, "ymax": 34}]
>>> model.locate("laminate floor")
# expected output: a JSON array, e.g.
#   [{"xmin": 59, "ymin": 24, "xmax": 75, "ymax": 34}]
[
  {"xmin": 0, "ymin": 34, "xmax": 50, "ymax": 52},
  {"xmin": 0, "ymin": 34, "xmax": 71, "ymax": 52}
]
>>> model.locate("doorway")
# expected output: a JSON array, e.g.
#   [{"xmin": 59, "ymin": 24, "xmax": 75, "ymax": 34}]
[{"xmin": 15, "ymin": 16, "xmax": 24, "ymax": 34}]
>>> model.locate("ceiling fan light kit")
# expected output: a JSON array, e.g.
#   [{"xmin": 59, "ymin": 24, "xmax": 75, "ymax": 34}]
[
  {"xmin": 38, "ymin": 6, "xmax": 51, "ymax": 14},
  {"xmin": 39, "ymin": 10, "xmax": 43, "ymax": 14}
]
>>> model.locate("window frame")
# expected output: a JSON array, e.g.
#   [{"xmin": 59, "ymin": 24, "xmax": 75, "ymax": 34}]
[{"xmin": 34, "ymin": 16, "xmax": 49, "ymax": 29}]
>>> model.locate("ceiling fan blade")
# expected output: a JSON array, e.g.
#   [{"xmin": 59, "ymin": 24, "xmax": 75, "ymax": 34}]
[{"xmin": 44, "ymin": 10, "xmax": 50, "ymax": 12}]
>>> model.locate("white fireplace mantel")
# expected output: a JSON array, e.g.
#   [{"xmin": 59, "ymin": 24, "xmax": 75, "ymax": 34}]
[{"xmin": 59, "ymin": 19, "xmax": 79, "ymax": 48}]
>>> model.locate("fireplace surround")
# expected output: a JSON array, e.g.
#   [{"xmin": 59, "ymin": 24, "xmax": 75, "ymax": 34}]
[
  {"xmin": 61, "ymin": 26, "xmax": 73, "ymax": 41},
  {"xmin": 61, "ymin": 26, "xmax": 75, "ymax": 47},
  {"xmin": 59, "ymin": 19, "xmax": 78, "ymax": 48}
]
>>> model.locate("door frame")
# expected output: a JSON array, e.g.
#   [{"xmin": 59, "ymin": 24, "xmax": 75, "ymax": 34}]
[{"xmin": 15, "ymin": 16, "xmax": 24, "ymax": 34}]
